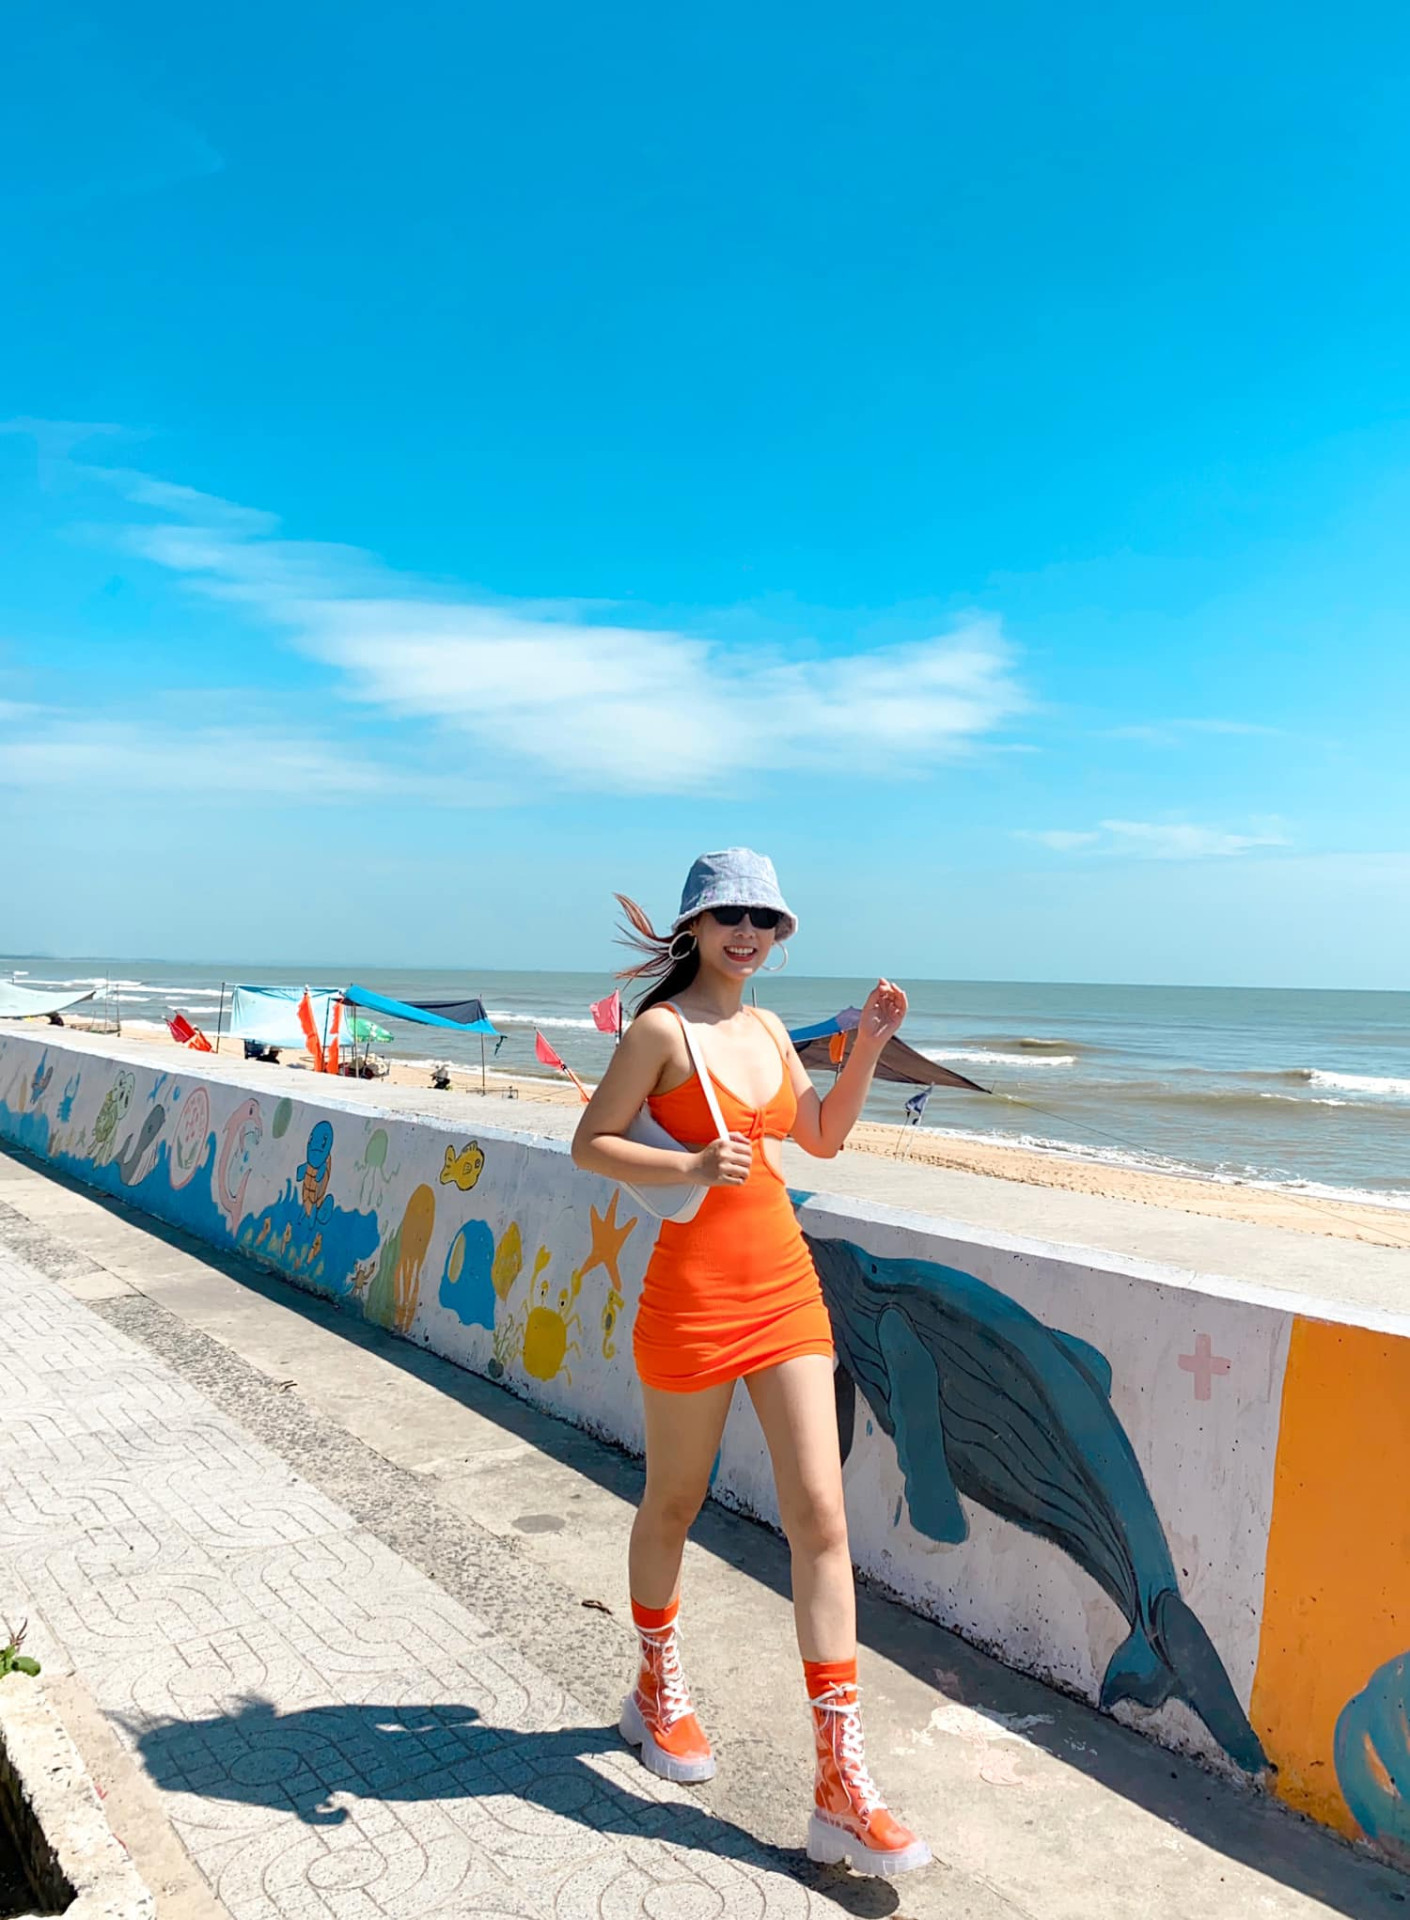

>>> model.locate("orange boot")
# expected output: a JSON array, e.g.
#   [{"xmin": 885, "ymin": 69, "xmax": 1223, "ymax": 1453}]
[
  {"xmin": 619, "ymin": 1598, "xmax": 716, "ymax": 1784},
  {"xmin": 805, "ymin": 1659, "xmax": 930, "ymax": 1877}
]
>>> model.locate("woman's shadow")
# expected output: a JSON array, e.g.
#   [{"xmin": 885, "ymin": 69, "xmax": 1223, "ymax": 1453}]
[{"xmin": 124, "ymin": 1696, "xmax": 899, "ymax": 1915}]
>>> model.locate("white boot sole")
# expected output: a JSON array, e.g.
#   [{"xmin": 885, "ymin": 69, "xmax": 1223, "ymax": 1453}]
[
  {"xmin": 619, "ymin": 1693, "xmax": 717, "ymax": 1784},
  {"xmin": 806, "ymin": 1812, "xmax": 932, "ymax": 1877}
]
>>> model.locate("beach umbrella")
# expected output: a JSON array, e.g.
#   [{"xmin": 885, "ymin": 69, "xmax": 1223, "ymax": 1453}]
[{"xmin": 348, "ymin": 1017, "xmax": 394, "ymax": 1043}]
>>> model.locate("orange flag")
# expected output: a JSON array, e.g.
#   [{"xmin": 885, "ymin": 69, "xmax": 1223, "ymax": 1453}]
[
  {"xmin": 326, "ymin": 996, "xmax": 342, "ymax": 1076},
  {"xmin": 297, "ymin": 989, "xmax": 325, "ymax": 1073}
]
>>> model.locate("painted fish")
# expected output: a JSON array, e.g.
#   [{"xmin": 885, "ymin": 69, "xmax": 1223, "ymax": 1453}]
[
  {"xmin": 440, "ymin": 1140, "xmax": 485, "ymax": 1191},
  {"xmin": 808, "ymin": 1233, "xmax": 1268, "ymax": 1774}
]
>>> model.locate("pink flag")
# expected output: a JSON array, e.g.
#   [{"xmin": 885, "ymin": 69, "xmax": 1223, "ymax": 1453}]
[
  {"xmin": 590, "ymin": 990, "xmax": 622, "ymax": 1035},
  {"xmin": 534, "ymin": 1030, "xmax": 566, "ymax": 1071},
  {"xmin": 535, "ymin": 1029, "xmax": 591, "ymax": 1104}
]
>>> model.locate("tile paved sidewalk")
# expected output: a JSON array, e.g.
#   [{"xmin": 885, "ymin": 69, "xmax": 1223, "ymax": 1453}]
[{"xmin": 0, "ymin": 1243, "xmax": 826, "ymax": 1919}]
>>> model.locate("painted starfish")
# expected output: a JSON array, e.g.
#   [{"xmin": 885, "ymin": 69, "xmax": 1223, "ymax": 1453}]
[{"xmin": 574, "ymin": 1191, "xmax": 638, "ymax": 1290}]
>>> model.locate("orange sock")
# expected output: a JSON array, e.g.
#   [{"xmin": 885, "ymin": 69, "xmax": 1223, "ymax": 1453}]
[
  {"xmin": 632, "ymin": 1597, "xmax": 679, "ymax": 1633},
  {"xmin": 804, "ymin": 1656, "xmax": 857, "ymax": 1695}
]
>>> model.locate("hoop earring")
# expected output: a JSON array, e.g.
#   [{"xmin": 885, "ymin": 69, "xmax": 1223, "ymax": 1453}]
[
  {"xmin": 761, "ymin": 945, "xmax": 789, "ymax": 973},
  {"xmin": 668, "ymin": 931, "xmax": 698, "ymax": 962}
]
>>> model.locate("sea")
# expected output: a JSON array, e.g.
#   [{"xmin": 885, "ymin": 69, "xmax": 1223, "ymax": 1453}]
[{"xmin": 4, "ymin": 955, "xmax": 1408, "ymax": 1209}]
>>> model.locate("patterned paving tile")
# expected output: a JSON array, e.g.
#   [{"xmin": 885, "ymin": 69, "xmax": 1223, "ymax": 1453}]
[{"xmin": 0, "ymin": 1245, "xmax": 827, "ymax": 1918}]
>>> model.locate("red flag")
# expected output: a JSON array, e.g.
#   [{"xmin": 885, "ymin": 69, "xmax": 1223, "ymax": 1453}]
[
  {"xmin": 325, "ymin": 996, "xmax": 342, "ymax": 1076},
  {"xmin": 535, "ymin": 1030, "xmax": 592, "ymax": 1104},
  {"xmin": 590, "ymin": 990, "xmax": 622, "ymax": 1035},
  {"xmin": 298, "ymin": 989, "xmax": 325, "ymax": 1074},
  {"xmin": 535, "ymin": 1030, "xmax": 566, "ymax": 1071}
]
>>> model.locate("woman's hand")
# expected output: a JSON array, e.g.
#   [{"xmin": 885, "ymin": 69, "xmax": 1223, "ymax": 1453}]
[
  {"xmin": 858, "ymin": 978, "xmax": 908, "ymax": 1048},
  {"xmin": 691, "ymin": 1133, "xmax": 753, "ymax": 1187}
]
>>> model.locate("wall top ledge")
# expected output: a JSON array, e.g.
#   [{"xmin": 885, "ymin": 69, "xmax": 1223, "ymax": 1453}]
[{"xmin": 5, "ymin": 1021, "xmax": 1409, "ymax": 1338}]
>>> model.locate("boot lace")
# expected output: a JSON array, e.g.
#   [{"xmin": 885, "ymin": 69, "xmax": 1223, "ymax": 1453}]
[
  {"xmin": 641, "ymin": 1626, "xmax": 694, "ymax": 1729},
  {"xmin": 810, "ymin": 1685, "xmax": 882, "ymax": 1816}
]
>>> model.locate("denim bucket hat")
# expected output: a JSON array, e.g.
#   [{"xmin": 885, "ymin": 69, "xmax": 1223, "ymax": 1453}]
[{"xmin": 671, "ymin": 848, "xmax": 798, "ymax": 942}]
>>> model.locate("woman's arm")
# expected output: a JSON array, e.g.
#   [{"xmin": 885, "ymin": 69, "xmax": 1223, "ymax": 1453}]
[
  {"xmin": 772, "ymin": 980, "xmax": 909, "ymax": 1160},
  {"xmin": 571, "ymin": 1008, "xmax": 752, "ymax": 1188}
]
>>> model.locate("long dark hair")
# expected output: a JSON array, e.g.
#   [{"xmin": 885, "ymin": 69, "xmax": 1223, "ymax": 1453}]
[{"xmin": 615, "ymin": 894, "xmax": 700, "ymax": 1018}]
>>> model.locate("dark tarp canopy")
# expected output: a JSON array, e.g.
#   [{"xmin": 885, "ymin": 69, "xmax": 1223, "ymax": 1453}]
[
  {"xmin": 407, "ymin": 995, "xmax": 493, "ymax": 1030},
  {"xmin": 342, "ymin": 984, "xmax": 497, "ymax": 1035},
  {"xmin": 792, "ymin": 1030, "xmax": 988, "ymax": 1094}
]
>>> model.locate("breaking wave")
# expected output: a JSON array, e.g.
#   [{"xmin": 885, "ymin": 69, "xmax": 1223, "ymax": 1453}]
[
  {"xmin": 487, "ymin": 1011, "xmax": 599, "ymax": 1031},
  {"xmin": 922, "ymin": 1048, "xmax": 1076, "ymax": 1069},
  {"xmin": 969, "ymin": 1034, "xmax": 1093, "ymax": 1055},
  {"xmin": 1300, "ymin": 1070, "xmax": 1410, "ymax": 1100}
]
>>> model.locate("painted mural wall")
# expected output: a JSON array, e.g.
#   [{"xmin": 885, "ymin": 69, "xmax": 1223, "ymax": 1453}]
[{"xmin": 2, "ymin": 1029, "xmax": 1407, "ymax": 1859}]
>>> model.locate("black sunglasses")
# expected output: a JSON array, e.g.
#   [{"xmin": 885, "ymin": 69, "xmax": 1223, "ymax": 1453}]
[{"xmin": 708, "ymin": 905, "xmax": 783, "ymax": 931}]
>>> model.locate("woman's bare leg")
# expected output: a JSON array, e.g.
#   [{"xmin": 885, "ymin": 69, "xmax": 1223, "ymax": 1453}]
[
  {"xmin": 746, "ymin": 1354, "xmax": 855, "ymax": 1661},
  {"xmin": 629, "ymin": 1379, "xmax": 735, "ymax": 1608}
]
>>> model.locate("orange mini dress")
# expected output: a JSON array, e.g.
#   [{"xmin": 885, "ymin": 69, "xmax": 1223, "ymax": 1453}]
[{"xmin": 632, "ymin": 1009, "xmax": 834, "ymax": 1393}]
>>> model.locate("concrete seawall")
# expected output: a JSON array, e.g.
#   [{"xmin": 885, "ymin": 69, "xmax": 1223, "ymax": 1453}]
[{"xmin": 3, "ymin": 1024, "xmax": 1408, "ymax": 1858}]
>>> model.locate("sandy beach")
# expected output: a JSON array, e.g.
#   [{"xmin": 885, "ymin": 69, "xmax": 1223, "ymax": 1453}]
[{"xmin": 50, "ymin": 1016, "xmax": 1410, "ymax": 1251}]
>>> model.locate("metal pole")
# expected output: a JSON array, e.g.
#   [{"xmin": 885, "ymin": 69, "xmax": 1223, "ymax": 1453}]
[
  {"xmin": 215, "ymin": 981, "xmax": 227, "ymax": 1054},
  {"xmin": 480, "ymin": 1032, "xmax": 486, "ymax": 1095}
]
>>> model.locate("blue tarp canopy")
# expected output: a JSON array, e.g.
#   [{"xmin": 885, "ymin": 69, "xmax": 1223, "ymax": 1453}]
[
  {"xmin": 343, "ymin": 984, "xmax": 497, "ymax": 1036},
  {"xmin": 228, "ymin": 986, "xmax": 339, "ymax": 1049},
  {"xmin": 0, "ymin": 981, "xmax": 96, "ymax": 1019},
  {"xmin": 788, "ymin": 1010, "xmax": 861, "ymax": 1046}
]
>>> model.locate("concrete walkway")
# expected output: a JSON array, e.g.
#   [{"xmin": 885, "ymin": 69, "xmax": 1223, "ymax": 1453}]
[{"xmin": 1, "ymin": 1143, "xmax": 1407, "ymax": 1920}]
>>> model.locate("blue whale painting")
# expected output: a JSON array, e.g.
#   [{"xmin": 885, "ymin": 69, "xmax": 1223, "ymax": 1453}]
[{"xmin": 807, "ymin": 1233, "xmax": 1268, "ymax": 1774}]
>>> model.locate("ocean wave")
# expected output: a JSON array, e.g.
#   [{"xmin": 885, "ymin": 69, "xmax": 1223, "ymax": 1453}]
[
  {"xmin": 20, "ymin": 975, "xmax": 150, "ymax": 993},
  {"xmin": 969, "ymin": 1034, "xmax": 1091, "ymax": 1054},
  {"xmin": 909, "ymin": 1122, "xmax": 1410, "ymax": 1207},
  {"xmin": 487, "ymin": 1011, "xmax": 599, "ymax": 1031},
  {"xmin": 1045, "ymin": 1081, "xmax": 1407, "ymax": 1120},
  {"xmin": 921, "ymin": 1048, "xmax": 1076, "ymax": 1069},
  {"xmin": 1302, "ymin": 1070, "xmax": 1410, "ymax": 1100}
]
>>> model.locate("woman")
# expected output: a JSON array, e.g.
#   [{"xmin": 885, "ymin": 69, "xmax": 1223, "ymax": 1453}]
[{"xmin": 571, "ymin": 848, "xmax": 930, "ymax": 1879}]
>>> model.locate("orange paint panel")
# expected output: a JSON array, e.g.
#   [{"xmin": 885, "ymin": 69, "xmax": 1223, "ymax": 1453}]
[{"xmin": 1251, "ymin": 1317, "xmax": 1410, "ymax": 1833}]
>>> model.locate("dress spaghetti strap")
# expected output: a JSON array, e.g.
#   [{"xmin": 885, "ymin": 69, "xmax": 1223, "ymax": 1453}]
[{"xmin": 749, "ymin": 1005, "xmax": 788, "ymax": 1058}]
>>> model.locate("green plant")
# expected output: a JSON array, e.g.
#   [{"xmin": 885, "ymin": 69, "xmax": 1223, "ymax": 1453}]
[{"xmin": 0, "ymin": 1619, "xmax": 40, "ymax": 1679}]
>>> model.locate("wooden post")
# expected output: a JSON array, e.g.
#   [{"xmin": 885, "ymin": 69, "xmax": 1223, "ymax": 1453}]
[{"xmin": 480, "ymin": 1032, "xmax": 487, "ymax": 1095}]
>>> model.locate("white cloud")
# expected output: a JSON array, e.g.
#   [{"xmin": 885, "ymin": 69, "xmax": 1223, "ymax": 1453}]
[
  {"xmin": 80, "ymin": 465, "xmax": 1029, "ymax": 797},
  {"xmin": 1017, "ymin": 817, "xmax": 1290, "ymax": 861},
  {"xmin": 0, "ymin": 714, "xmax": 501, "ymax": 804}
]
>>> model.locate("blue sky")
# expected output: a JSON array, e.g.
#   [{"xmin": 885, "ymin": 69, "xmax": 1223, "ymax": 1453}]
[{"xmin": 3, "ymin": 1, "xmax": 1408, "ymax": 986}]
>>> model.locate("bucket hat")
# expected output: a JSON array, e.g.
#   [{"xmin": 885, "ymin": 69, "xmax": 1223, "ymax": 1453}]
[{"xmin": 671, "ymin": 848, "xmax": 798, "ymax": 942}]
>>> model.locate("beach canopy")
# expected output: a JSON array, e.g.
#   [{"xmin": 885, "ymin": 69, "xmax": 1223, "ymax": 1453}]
[
  {"xmin": 407, "ymin": 994, "xmax": 496, "ymax": 1032},
  {"xmin": 229, "ymin": 986, "xmax": 340, "ymax": 1049},
  {"xmin": 788, "ymin": 1012, "xmax": 989, "ymax": 1094},
  {"xmin": 0, "ymin": 980, "xmax": 97, "ymax": 1019},
  {"xmin": 342, "ymin": 984, "xmax": 497, "ymax": 1035},
  {"xmin": 788, "ymin": 1008, "xmax": 862, "ymax": 1047}
]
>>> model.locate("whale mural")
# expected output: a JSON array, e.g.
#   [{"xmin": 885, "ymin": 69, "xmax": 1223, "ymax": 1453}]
[{"xmin": 808, "ymin": 1233, "xmax": 1268, "ymax": 1773}]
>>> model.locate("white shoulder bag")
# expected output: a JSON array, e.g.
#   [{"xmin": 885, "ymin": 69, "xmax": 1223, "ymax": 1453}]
[{"xmin": 619, "ymin": 1003, "xmax": 729, "ymax": 1222}]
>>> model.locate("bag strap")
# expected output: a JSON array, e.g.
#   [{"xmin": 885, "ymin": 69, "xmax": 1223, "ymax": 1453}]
[{"xmin": 664, "ymin": 1004, "xmax": 730, "ymax": 1142}]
